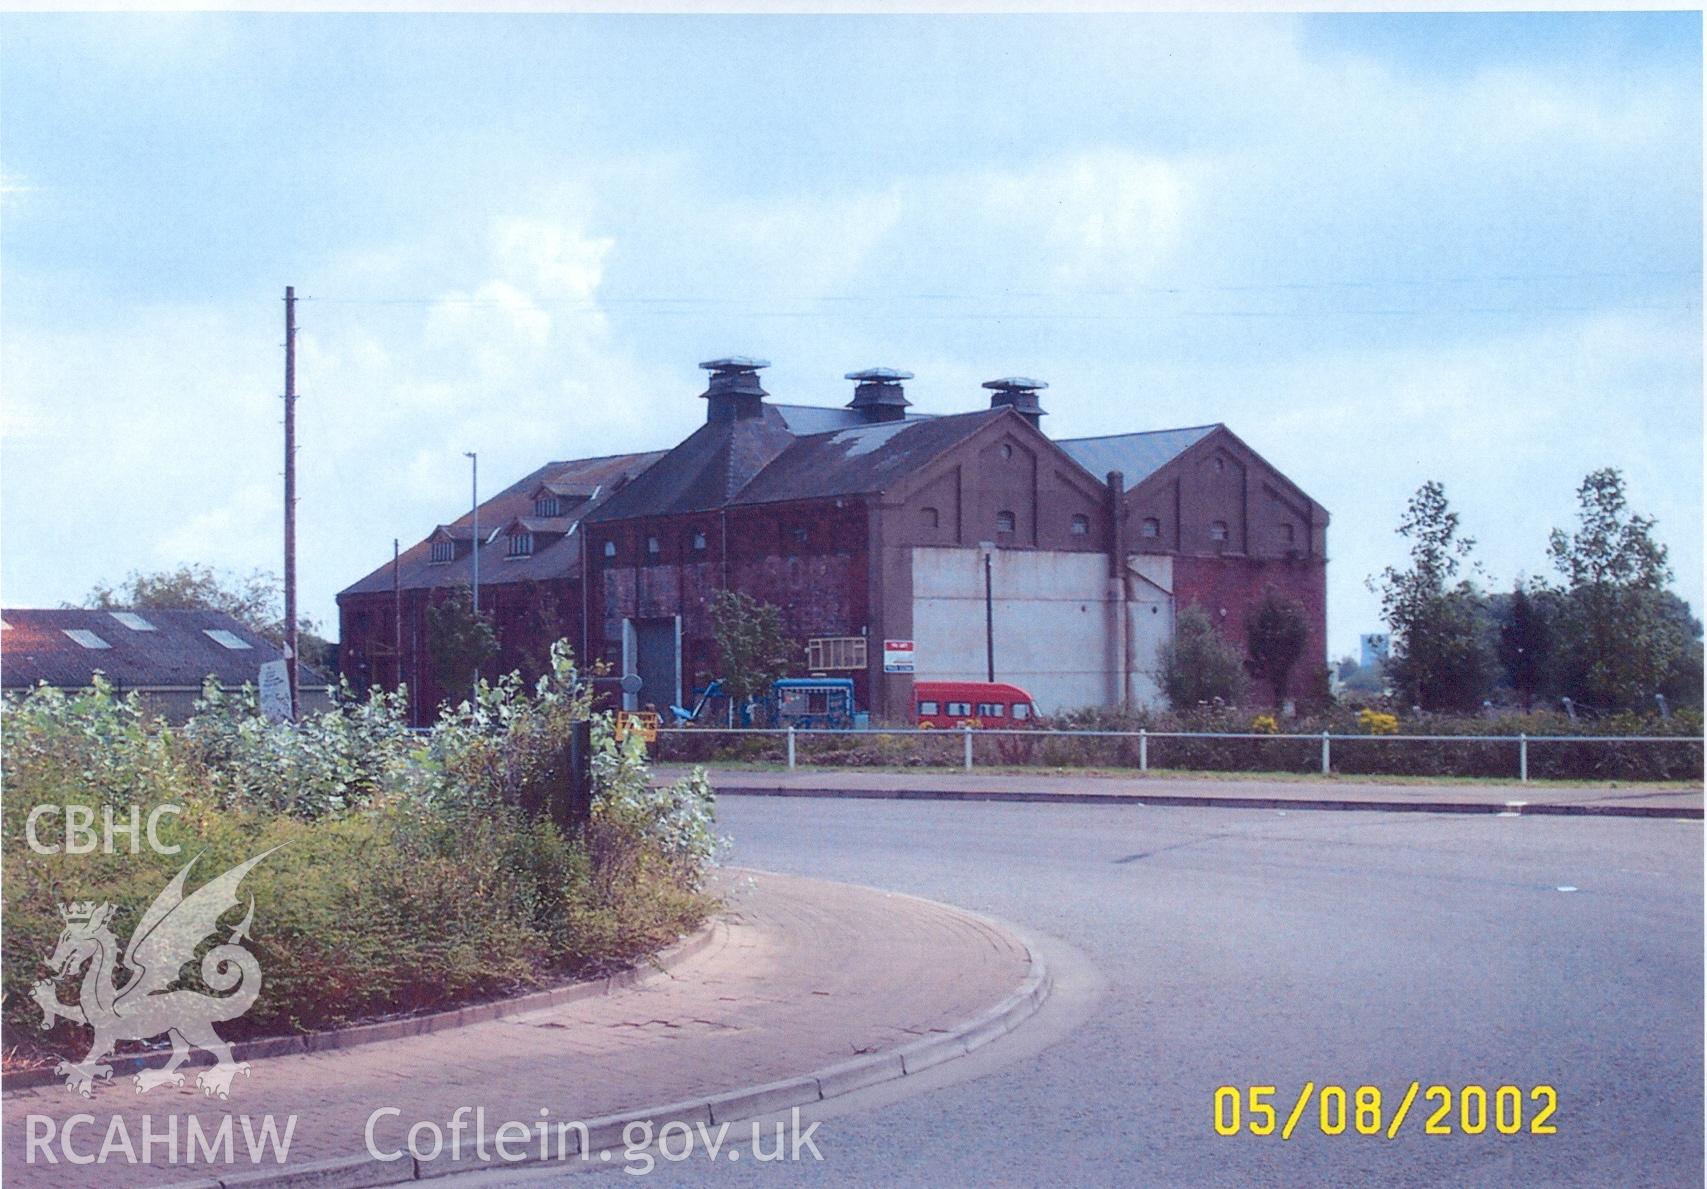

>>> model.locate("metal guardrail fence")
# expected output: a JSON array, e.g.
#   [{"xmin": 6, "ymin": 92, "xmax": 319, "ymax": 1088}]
[{"xmin": 650, "ymin": 726, "xmax": 1704, "ymax": 784}]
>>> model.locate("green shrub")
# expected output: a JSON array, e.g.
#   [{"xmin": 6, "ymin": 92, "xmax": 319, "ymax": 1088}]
[{"xmin": 2, "ymin": 643, "xmax": 718, "ymax": 1066}]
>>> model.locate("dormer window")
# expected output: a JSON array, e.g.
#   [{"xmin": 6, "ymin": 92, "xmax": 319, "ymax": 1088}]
[
  {"xmin": 507, "ymin": 532, "xmax": 534, "ymax": 558},
  {"xmin": 534, "ymin": 495, "xmax": 561, "ymax": 517},
  {"xmin": 430, "ymin": 539, "xmax": 455, "ymax": 563}
]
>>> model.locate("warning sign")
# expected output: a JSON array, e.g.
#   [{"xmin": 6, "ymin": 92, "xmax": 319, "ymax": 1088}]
[{"xmin": 883, "ymin": 639, "xmax": 915, "ymax": 674}]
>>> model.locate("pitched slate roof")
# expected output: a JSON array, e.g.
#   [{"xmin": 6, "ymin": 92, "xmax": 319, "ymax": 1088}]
[
  {"xmin": 731, "ymin": 409, "xmax": 1005, "ymax": 507},
  {"xmin": 586, "ymin": 406, "xmax": 799, "ymax": 522},
  {"xmin": 1056, "ymin": 424, "xmax": 1220, "ymax": 486},
  {"xmin": 771, "ymin": 403, "xmax": 936, "ymax": 436},
  {"xmin": 1, "ymin": 608, "xmax": 330, "ymax": 691},
  {"xmin": 339, "ymin": 450, "xmax": 664, "ymax": 597}
]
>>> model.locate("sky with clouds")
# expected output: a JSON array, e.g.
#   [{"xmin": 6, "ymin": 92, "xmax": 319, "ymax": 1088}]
[{"xmin": 2, "ymin": 11, "xmax": 1700, "ymax": 659}]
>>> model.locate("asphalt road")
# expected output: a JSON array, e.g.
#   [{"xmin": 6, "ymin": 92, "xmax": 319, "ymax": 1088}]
[{"xmin": 647, "ymin": 796, "xmax": 1703, "ymax": 1188}]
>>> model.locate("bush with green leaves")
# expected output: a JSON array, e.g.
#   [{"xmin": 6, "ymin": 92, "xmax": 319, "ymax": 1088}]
[{"xmin": 2, "ymin": 642, "xmax": 718, "ymax": 1067}]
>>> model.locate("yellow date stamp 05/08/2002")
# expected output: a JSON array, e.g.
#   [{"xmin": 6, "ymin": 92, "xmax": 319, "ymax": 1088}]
[{"xmin": 1213, "ymin": 1083, "xmax": 1559, "ymax": 1139}]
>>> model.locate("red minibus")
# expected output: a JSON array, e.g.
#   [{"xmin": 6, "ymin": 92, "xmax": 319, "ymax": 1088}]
[{"xmin": 912, "ymin": 681, "xmax": 1039, "ymax": 729}]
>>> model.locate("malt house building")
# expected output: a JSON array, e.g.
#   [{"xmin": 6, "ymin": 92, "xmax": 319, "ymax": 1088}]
[{"xmin": 338, "ymin": 359, "xmax": 1328, "ymax": 724}]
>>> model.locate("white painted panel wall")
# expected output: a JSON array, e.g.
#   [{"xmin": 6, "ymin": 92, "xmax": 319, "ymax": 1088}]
[
  {"xmin": 1126, "ymin": 555, "xmax": 1174, "ymax": 711},
  {"xmin": 911, "ymin": 547, "xmax": 1114, "ymax": 714}
]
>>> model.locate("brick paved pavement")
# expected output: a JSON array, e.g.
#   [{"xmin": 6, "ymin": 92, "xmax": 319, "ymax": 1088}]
[{"xmin": 1, "ymin": 869, "xmax": 1030, "ymax": 1187}]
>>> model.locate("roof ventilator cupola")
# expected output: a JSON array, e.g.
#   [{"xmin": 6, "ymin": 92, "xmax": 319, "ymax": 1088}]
[
  {"xmin": 844, "ymin": 367, "xmax": 914, "ymax": 424},
  {"xmin": 699, "ymin": 357, "xmax": 770, "ymax": 423},
  {"xmin": 983, "ymin": 376, "xmax": 1048, "ymax": 429}
]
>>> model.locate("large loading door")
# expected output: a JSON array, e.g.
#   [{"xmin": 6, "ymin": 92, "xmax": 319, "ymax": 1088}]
[{"xmin": 631, "ymin": 616, "xmax": 680, "ymax": 712}]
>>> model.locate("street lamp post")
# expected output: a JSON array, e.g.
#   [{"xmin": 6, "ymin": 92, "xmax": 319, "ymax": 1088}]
[
  {"xmin": 979, "ymin": 540, "xmax": 996, "ymax": 683},
  {"xmin": 465, "ymin": 451, "xmax": 479, "ymax": 614}
]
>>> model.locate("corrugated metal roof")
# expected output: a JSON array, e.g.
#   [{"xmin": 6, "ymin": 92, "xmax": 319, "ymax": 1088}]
[
  {"xmin": 1, "ymin": 608, "xmax": 330, "ymax": 690},
  {"xmin": 1056, "ymin": 425, "xmax": 1220, "ymax": 485}
]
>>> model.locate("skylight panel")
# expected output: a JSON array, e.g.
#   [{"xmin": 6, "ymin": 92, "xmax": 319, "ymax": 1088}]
[
  {"xmin": 63, "ymin": 629, "xmax": 112, "ymax": 650},
  {"xmin": 109, "ymin": 612, "xmax": 156, "ymax": 631},
  {"xmin": 203, "ymin": 629, "xmax": 253, "ymax": 650}
]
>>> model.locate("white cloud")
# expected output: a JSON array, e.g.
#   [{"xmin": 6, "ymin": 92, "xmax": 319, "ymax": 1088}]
[{"xmin": 976, "ymin": 151, "xmax": 1191, "ymax": 288}]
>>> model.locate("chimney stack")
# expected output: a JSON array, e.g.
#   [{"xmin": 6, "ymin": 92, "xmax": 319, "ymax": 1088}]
[
  {"xmin": 699, "ymin": 357, "xmax": 770, "ymax": 423},
  {"xmin": 844, "ymin": 367, "xmax": 913, "ymax": 424},
  {"xmin": 983, "ymin": 376, "xmax": 1048, "ymax": 429}
]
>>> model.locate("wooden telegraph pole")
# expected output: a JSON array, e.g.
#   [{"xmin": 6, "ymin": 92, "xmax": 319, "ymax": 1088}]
[{"xmin": 284, "ymin": 286, "xmax": 300, "ymax": 719}]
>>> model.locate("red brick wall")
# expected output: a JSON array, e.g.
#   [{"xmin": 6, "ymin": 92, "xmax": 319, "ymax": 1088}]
[
  {"xmin": 339, "ymin": 577, "xmax": 581, "ymax": 727},
  {"xmin": 1170, "ymin": 554, "xmax": 1328, "ymax": 699},
  {"xmin": 587, "ymin": 499, "xmax": 874, "ymax": 707}
]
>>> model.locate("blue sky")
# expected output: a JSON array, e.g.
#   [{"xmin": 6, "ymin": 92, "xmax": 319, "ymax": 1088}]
[{"xmin": 2, "ymin": 11, "xmax": 1700, "ymax": 660}]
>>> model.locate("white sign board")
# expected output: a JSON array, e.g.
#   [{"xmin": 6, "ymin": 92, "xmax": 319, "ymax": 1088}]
[
  {"xmin": 883, "ymin": 639, "xmax": 915, "ymax": 674},
  {"xmin": 258, "ymin": 659, "xmax": 293, "ymax": 723}
]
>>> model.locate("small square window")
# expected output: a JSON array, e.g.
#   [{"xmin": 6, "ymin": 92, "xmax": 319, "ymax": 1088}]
[
  {"xmin": 996, "ymin": 510, "xmax": 1016, "ymax": 534},
  {"xmin": 1281, "ymin": 523, "xmax": 1296, "ymax": 544},
  {"xmin": 1070, "ymin": 514, "xmax": 1089, "ymax": 535},
  {"xmin": 790, "ymin": 525, "xmax": 809, "ymax": 544},
  {"xmin": 1012, "ymin": 703, "xmax": 1032, "ymax": 720},
  {"xmin": 920, "ymin": 506, "xmax": 939, "ymax": 529},
  {"xmin": 647, "ymin": 535, "xmax": 661, "ymax": 555},
  {"xmin": 691, "ymin": 529, "xmax": 707, "ymax": 551},
  {"xmin": 1142, "ymin": 517, "xmax": 1161, "ymax": 539},
  {"xmin": 603, "ymin": 540, "xmax": 617, "ymax": 558},
  {"xmin": 1211, "ymin": 521, "xmax": 1230, "ymax": 542}
]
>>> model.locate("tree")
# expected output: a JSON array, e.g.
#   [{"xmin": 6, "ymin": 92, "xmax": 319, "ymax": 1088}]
[
  {"xmin": 707, "ymin": 590, "xmax": 795, "ymax": 713},
  {"xmin": 425, "ymin": 587, "xmax": 499, "ymax": 702},
  {"xmin": 1369, "ymin": 481, "xmax": 1495, "ymax": 711},
  {"xmin": 84, "ymin": 563, "xmax": 334, "ymax": 671},
  {"xmin": 1158, "ymin": 605, "xmax": 1249, "ymax": 709},
  {"xmin": 1547, "ymin": 468, "xmax": 1690, "ymax": 712},
  {"xmin": 1495, "ymin": 582, "xmax": 1553, "ymax": 712},
  {"xmin": 514, "ymin": 581, "xmax": 565, "ymax": 680},
  {"xmin": 1245, "ymin": 587, "xmax": 1310, "ymax": 707}
]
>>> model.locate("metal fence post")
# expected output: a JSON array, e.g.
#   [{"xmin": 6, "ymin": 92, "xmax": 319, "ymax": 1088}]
[
  {"xmin": 1139, "ymin": 728, "xmax": 1148, "ymax": 772},
  {"xmin": 1321, "ymin": 731, "xmax": 1331, "ymax": 776},
  {"xmin": 963, "ymin": 725, "xmax": 974, "ymax": 771},
  {"xmin": 1520, "ymin": 733, "xmax": 1528, "ymax": 784},
  {"xmin": 787, "ymin": 725, "xmax": 797, "ymax": 771}
]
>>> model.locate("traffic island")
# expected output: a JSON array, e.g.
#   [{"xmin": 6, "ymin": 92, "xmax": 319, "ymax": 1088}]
[{"xmin": 2, "ymin": 869, "xmax": 1048, "ymax": 1187}]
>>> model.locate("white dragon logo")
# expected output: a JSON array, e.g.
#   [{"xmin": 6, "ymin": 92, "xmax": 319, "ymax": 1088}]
[{"xmin": 31, "ymin": 849, "xmax": 275, "ymax": 1099}]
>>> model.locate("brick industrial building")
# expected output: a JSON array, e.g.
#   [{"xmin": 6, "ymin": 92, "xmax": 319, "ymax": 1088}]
[{"xmin": 338, "ymin": 359, "xmax": 1328, "ymax": 724}]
